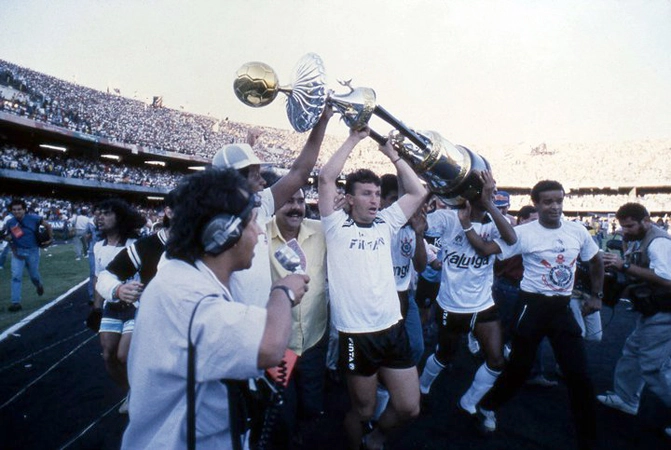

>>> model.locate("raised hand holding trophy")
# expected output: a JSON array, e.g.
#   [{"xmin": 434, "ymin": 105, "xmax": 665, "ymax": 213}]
[{"xmin": 233, "ymin": 53, "xmax": 490, "ymax": 206}]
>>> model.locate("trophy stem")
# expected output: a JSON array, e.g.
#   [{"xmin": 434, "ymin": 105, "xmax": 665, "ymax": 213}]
[
  {"xmin": 373, "ymin": 105, "xmax": 428, "ymax": 151},
  {"xmin": 369, "ymin": 130, "xmax": 387, "ymax": 145}
]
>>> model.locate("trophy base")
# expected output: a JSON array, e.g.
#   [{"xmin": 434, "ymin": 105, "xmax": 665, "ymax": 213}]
[{"xmin": 434, "ymin": 146, "xmax": 490, "ymax": 207}]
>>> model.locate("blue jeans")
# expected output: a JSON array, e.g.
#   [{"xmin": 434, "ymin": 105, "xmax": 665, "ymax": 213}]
[
  {"xmin": 613, "ymin": 312, "xmax": 671, "ymax": 408},
  {"xmin": 405, "ymin": 291, "xmax": 425, "ymax": 365},
  {"xmin": 273, "ymin": 330, "xmax": 328, "ymax": 445},
  {"xmin": 11, "ymin": 247, "xmax": 42, "ymax": 304},
  {"xmin": 492, "ymin": 277, "xmax": 521, "ymax": 343},
  {"xmin": 88, "ymin": 248, "xmax": 96, "ymax": 299}
]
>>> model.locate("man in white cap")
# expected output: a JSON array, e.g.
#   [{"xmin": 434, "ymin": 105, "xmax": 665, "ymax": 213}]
[{"xmin": 212, "ymin": 111, "xmax": 332, "ymax": 306}]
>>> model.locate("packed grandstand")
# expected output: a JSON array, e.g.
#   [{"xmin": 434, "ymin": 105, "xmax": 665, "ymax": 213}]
[{"xmin": 1, "ymin": 58, "xmax": 670, "ymax": 227}]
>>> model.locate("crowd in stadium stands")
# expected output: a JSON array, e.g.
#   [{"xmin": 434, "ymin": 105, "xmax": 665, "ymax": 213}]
[
  {"xmin": 510, "ymin": 192, "xmax": 671, "ymax": 215},
  {"xmin": 2, "ymin": 58, "xmax": 671, "ymax": 212},
  {"xmin": 0, "ymin": 194, "xmax": 165, "ymax": 235},
  {"xmin": 0, "ymin": 145, "xmax": 180, "ymax": 189},
  {"xmin": 3, "ymin": 137, "xmax": 671, "ymax": 214}
]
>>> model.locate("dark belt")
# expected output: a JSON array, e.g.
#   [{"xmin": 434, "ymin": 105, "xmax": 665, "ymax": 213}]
[{"xmin": 520, "ymin": 291, "xmax": 571, "ymax": 306}]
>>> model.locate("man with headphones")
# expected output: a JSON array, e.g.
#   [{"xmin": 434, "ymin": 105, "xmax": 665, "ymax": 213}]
[
  {"xmin": 212, "ymin": 111, "xmax": 332, "ymax": 308},
  {"xmin": 122, "ymin": 168, "xmax": 310, "ymax": 450}
]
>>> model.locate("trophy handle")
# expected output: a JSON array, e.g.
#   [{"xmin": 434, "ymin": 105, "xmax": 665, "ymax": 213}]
[
  {"xmin": 368, "ymin": 130, "xmax": 387, "ymax": 145},
  {"xmin": 364, "ymin": 106, "xmax": 430, "ymax": 151},
  {"xmin": 372, "ymin": 105, "xmax": 429, "ymax": 151}
]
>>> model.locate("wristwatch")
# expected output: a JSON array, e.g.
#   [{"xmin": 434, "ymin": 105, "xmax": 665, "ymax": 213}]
[
  {"xmin": 622, "ymin": 261, "xmax": 631, "ymax": 272},
  {"xmin": 271, "ymin": 285, "xmax": 296, "ymax": 307},
  {"xmin": 592, "ymin": 292, "xmax": 604, "ymax": 299}
]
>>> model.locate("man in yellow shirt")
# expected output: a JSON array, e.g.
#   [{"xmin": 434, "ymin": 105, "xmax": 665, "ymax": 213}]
[{"xmin": 267, "ymin": 188, "xmax": 328, "ymax": 447}]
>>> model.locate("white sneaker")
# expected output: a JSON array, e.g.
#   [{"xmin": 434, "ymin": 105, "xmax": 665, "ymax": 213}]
[
  {"xmin": 596, "ymin": 392, "xmax": 638, "ymax": 415},
  {"xmin": 118, "ymin": 395, "xmax": 129, "ymax": 414},
  {"xmin": 478, "ymin": 407, "xmax": 496, "ymax": 432}
]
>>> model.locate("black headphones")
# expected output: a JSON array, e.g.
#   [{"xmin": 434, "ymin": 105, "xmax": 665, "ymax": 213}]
[{"xmin": 200, "ymin": 195, "xmax": 256, "ymax": 256}]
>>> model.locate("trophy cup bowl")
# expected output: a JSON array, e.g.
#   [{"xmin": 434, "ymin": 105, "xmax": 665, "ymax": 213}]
[
  {"xmin": 233, "ymin": 53, "xmax": 491, "ymax": 206},
  {"xmin": 233, "ymin": 54, "xmax": 327, "ymax": 132},
  {"xmin": 389, "ymin": 129, "xmax": 491, "ymax": 206}
]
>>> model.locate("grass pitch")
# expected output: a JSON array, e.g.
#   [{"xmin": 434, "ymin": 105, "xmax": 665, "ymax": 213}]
[{"xmin": 0, "ymin": 241, "xmax": 89, "ymax": 333}]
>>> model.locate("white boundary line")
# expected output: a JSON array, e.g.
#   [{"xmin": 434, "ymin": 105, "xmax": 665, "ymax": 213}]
[
  {"xmin": 0, "ymin": 333, "xmax": 97, "ymax": 411},
  {"xmin": 0, "ymin": 278, "xmax": 89, "ymax": 342},
  {"xmin": 58, "ymin": 397, "xmax": 127, "ymax": 450}
]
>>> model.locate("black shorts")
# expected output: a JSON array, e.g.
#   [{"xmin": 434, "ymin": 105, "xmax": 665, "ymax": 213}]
[
  {"xmin": 437, "ymin": 303, "xmax": 500, "ymax": 335},
  {"xmin": 338, "ymin": 321, "xmax": 414, "ymax": 376},
  {"xmin": 415, "ymin": 276, "xmax": 440, "ymax": 309}
]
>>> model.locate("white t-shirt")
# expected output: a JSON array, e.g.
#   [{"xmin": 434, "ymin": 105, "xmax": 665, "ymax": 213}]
[
  {"xmin": 420, "ymin": 216, "xmax": 443, "ymax": 283},
  {"xmin": 429, "ymin": 209, "xmax": 500, "ymax": 313},
  {"xmin": 72, "ymin": 214, "xmax": 91, "ymax": 233},
  {"xmin": 122, "ymin": 259, "xmax": 266, "ymax": 450},
  {"xmin": 495, "ymin": 220, "xmax": 599, "ymax": 296},
  {"xmin": 322, "ymin": 203, "xmax": 407, "ymax": 333},
  {"xmin": 94, "ymin": 239, "xmax": 136, "ymax": 276},
  {"xmin": 94, "ymin": 238, "xmax": 137, "ymax": 307},
  {"xmin": 230, "ymin": 188, "xmax": 274, "ymax": 307},
  {"xmin": 391, "ymin": 225, "xmax": 417, "ymax": 292},
  {"xmin": 649, "ymin": 238, "xmax": 671, "ymax": 280}
]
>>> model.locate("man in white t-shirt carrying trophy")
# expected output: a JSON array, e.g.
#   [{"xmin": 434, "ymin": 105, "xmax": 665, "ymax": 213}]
[
  {"xmin": 418, "ymin": 170, "xmax": 516, "ymax": 417},
  {"xmin": 318, "ymin": 127, "xmax": 427, "ymax": 450}
]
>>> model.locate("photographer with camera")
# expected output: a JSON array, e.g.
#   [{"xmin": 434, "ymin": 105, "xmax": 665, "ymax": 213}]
[
  {"xmin": 597, "ymin": 203, "xmax": 671, "ymax": 434},
  {"xmin": 121, "ymin": 168, "xmax": 309, "ymax": 449}
]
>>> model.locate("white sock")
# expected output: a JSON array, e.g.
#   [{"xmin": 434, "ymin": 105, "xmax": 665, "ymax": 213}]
[
  {"xmin": 419, "ymin": 354, "xmax": 445, "ymax": 394},
  {"xmin": 373, "ymin": 384, "xmax": 390, "ymax": 420},
  {"xmin": 461, "ymin": 363, "xmax": 501, "ymax": 412}
]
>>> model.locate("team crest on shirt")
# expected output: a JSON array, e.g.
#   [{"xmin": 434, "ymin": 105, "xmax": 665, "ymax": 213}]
[
  {"xmin": 400, "ymin": 235, "xmax": 413, "ymax": 257},
  {"xmin": 541, "ymin": 254, "xmax": 576, "ymax": 291},
  {"xmin": 548, "ymin": 264, "xmax": 573, "ymax": 289},
  {"xmin": 451, "ymin": 234, "xmax": 465, "ymax": 247}
]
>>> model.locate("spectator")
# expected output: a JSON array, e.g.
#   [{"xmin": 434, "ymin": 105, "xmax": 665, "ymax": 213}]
[{"xmin": 3, "ymin": 198, "xmax": 52, "ymax": 311}]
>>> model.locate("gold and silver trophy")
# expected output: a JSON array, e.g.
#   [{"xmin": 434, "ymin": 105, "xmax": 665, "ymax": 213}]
[{"xmin": 233, "ymin": 53, "xmax": 490, "ymax": 206}]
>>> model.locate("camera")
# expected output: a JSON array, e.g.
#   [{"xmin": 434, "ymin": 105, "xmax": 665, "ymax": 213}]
[
  {"xmin": 574, "ymin": 259, "xmax": 627, "ymax": 308},
  {"xmin": 628, "ymin": 284, "xmax": 657, "ymax": 317}
]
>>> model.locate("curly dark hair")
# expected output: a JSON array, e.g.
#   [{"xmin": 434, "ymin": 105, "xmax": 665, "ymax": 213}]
[
  {"xmin": 516, "ymin": 205, "xmax": 537, "ymax": 222},
  {"xmin": 616, "ymin": 202, "xmax": 649, "ymax": 222},
  {"xmin": 167, "ymin": 168, "xmax": 253, "ymax": 264},
  {"xmin": 345, "ymin": 169, "xmax": 381, "ymax": 195},
  {"xmin": 530, "ymin": 180, "xmax": 565, "ymax": 203},
  {"xmin": 95, "ymin": 198, "xmax": 144, "ymax": 241},
  {"xmin": 9, "ymin": 198, "xmax": 27, "ymax": 210}
]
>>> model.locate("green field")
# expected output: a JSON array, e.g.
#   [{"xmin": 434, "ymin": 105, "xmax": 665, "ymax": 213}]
[{"xmin": 0, "ymin": 242, "xmax": 89, "ymax": 333}]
